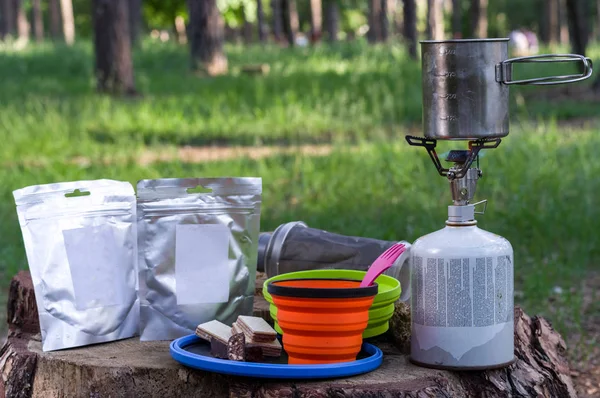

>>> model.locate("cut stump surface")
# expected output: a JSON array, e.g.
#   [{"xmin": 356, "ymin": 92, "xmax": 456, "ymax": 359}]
[{"xmin": 1, "ymin": 271, "xmax": 578, "ymax": 397}]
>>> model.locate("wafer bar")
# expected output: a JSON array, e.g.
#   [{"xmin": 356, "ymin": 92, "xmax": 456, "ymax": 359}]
[
  {"xmin": 237, "ymin": 315, "xmax": 277, "ymax": 342},
  {"xmin": 232, "ymin": 320, "xmax": 282, "ymax": 357},
  {"xmin": 195, "ymin": 320, "xmax": 232, "ymax": 344}
]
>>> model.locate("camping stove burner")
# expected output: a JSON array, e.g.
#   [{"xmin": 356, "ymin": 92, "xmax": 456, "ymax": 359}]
[{"xmin": 404, "ymin": 135, "xmax": 501, "ymax": 180}]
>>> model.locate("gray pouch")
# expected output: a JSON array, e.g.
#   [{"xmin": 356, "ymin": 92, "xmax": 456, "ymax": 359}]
[
  {"xmin": 13, "ymin": 180, "xmax": 139, "ymax": 352},
  {"xmin": 136, "ymin": 177, "xmax": 262, "ymax": 341}
]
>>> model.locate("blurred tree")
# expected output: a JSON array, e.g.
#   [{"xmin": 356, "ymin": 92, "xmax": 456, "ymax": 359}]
[
  {"xmin": 15, "ymin": 0, "xmax": 29, "ymax": 43},
  {"xmin": 61, "ymin": 0, "xmax": 75, "ymax": 44},
  {"xmin": 187, "ymin": 0, "xmax": 228, "ymax": 75},
  {"xmin": 271, "ymin": 0, "xmax": 284, "ymax": 42},
  {"xmin": 129, "ymin": 0, "xmax": 142, "ymax": 45},
  {"xmin": 324, "ymin": 0, "xmax": 338, "ymax": 41},
  {"xmin": 310, "ymin": 0, "xmax": 322, "ymax": 42},
  {"xmin": 426, "ymin": 0, "xmax": 444, "ymax": 40},
  {"xmin": 283, "ymin": 0, "xmax": 298, "ymax": 46},
  {"xmin": 92, "ymin": 0, "xmax": 136, "ymax": 94},
  {"xmin": 1, "ymin": 0, "xmax": 15, "ymax": 38},
  {"xmin": 565, "ymin": 0, "xmax": 588, "ymax": 56},
  {"xmin": 368, "ymin": 0, "xmax": 382, "ymax": 42},
  {"xmin": 381, "ymin": 0, "xmax": 388, "ymax": 40},
  {"xmin": 470, "ymin": 0, "xmax": 487, "ymax": 38},
  {"xmin": 32, "ymin": 0, "xmax": 43, "ymax": 42},
  {"xmin": 242, "ymin": 3, "xmax": 253, "ymax": 43},
  {"xmin": 49, "ymin": 0, "xmax": 61, "ymax": 40},
  {"xmin": 451, "ymin": 0, "xmax": 461, "ymax": 38},
  {"xmin": 540, "ymin": 0, "xmax": 559, "ymax": 45},
  {"xmin": 403, "ymin": 0, "xmax": 417, "ymax": 58},
  {"xmin": 257, "ymin": 0, "xmax": 266, "ymax": 42}
]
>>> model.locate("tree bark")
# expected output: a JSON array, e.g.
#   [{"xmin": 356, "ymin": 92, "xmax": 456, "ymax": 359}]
[
  {"xmin": 271, "ymin": 0, "xmax": 284, "ymax": 42},
  {"xmin": 186, "ymin": 0, "xmax": 228, "ymax": 76},
  {"xmin": 309, "ymin": 0, "xmax": 322, "ymax": 42},
  {"xmin": 470, "ymin": 0, "xmax": 488, "ymax": 38},
  {"xmin": 283, "ymin": 0, "xmax": 298, "ymax": 47},
  {"xmin": 452, "ymin": 0, "xmax": 462, "ymax": 38},
  {"xmin": 60, "ymin": 0, "xmax": 75, "ymax": 45},
  {"xmin": 368, "ymin": 0, "xmax": 382, "ymax": 42},
  {"xmin": 324, "ymin": 0, "xmax": 338, "ymax": 42},
  {"xmin": 128, "ymin": 0, "xmax": 142, "ymax": 46},
  {"xmin": 257, "ymin": 0, "xmax": 266, "ymax": 42},
  {"xmin": 403, "ymin": 0, "xmax": 417, "ymax": 59},
  {"xmin": 427, "ymin": 0, "xmax": 444, "ymax": 40},
  {"xmin": 48, "ymin": 0, "xmax": 61, "ymax": 40},
  {"xmin": 381, "ymin": 0, "xmax": 389, "ymax": 41},
  {"xmin": 92, "ymin": 0, "xmax": 137, "ymax": 95},
  {"xmin": 32, "ymin": 0, "xmax": 43, "ymax": 42},
  {"xmin": 565, "ymin": 0, "xmax": 588, "ymax": 56},
  {"xmin": 0, "ymin": 271, "xmax": 580, "ymax": 398}
]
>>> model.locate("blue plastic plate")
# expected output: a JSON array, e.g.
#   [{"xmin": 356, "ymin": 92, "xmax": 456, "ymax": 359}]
[{"xmin": 170, "ymin": 334, "xmax": 383, "ymax": 379}]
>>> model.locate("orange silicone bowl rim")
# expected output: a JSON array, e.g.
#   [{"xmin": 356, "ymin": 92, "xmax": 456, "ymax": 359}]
[{"xmin": 266, "ymin": 278, "xmax": 378, "ymax": 298}]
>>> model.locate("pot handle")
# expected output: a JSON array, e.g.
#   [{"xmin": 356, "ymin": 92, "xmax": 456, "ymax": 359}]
[{"xmin": 496, "ymin": 54, "xmax": 593, "ymax": 85}]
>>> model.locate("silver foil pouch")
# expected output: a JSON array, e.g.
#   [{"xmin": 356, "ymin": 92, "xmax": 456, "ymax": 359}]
[
  {"xmin": 136, "ymin": 177, "xmax": 262, "ymax": 341},
  {"xmin": 13, "ymin": 179, "xmax": 139, "ymax": 352}
]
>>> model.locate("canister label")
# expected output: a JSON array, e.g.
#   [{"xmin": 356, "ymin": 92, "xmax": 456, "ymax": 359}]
[{"xmin": 411, "ymin": 255, "xmax": 513, "ymax": 327}]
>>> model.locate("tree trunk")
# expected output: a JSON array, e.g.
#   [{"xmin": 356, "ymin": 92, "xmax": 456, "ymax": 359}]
[
  {"xmin": 0, "ymin": 271, "xmax": 581, "ymax": 398},
  {"xmin": 380, "ymin": 0, "xmax": 389, "ymax": 41},
  {"xmin": 48, "ymin": 0, "xmax": 61, "ymax": 40},
  {"xmin": 60, "ymin": 0, "xmax": 75, "ymax": 45},
  {"xmin": 128, "ymin": 0, "xmax": 142, "ymax": 46},
  {"xmin": 452, "ymin": 0, "xmax": 462, "ymax": 38},
  {"xmin": 186, "ymin": 0, "xmax": 227, "ymax": 76},
  {"xmin": 283, "ymin": 0, "xmax": 298, "ymax": 47},
  {"xmin": 427, "ymin": 0, "xmax": 444, "ymax": 40},
  {"xmin": 92, "ymin": 0, "xmax": 137, "ymax": 95},
  {"xmin": 541, "ymin": 0, "xmax": 560, "ymax": 45},
  {"xmin": 271, "ymin": 0, "xmax": 284, "ymax": 42},
  {"xmin": 324, "ymin": 0, "xmax": 338, "ymax": 42},
  {"xmin": 403, "ymin": 0, "xmax": 417, "ymax": 59},
  {"xmin": 15, "ymin": 0, "xmax": 29, "ymax": 44},
  {"xmin": 32, "ymin": 0, "xmax": 43, "ymax": 42},
  {"xmin": 1, "ymin": 0, "xmax": 15, "ymax": 38},
  {"xmin": 368, "ymin": 0, "xmax": 382, "ymax": 42},
  {"xmin": 2, "ymin": 0, "xmax": 17, "ymax": 39},
  {"xmin": 257, "ymin": 0, "xmax": 266, "ymax": 42},
  {"xmin": 309, "ymin": 0, "xmax": 322, "ymax": 42},
  {"xmin": 470, "ymin": 0, "xmax": 488, "ymax": 38},
  {"xmin": 565, "ymin": 0, "xmax": 588, "ymax": 56},
  {"xmin": 559, "ymin": 0, "xmax": 570, "ymax": 44}
]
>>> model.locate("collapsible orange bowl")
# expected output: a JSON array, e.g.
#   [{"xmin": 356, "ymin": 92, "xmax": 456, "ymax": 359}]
[{"xmin": 267, "ymin": 278, "xmax": 378, "ymax": 365}]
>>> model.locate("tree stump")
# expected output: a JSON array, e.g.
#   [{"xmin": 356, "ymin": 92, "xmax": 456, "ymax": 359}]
[{"xmin": 1, "ymin": 271, "xmax": 577, "ymax": 397}]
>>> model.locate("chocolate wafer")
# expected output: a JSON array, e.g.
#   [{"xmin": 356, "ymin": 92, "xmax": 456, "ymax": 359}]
[
  {"xmin": 232, "ymin": 319, "xmax": 282, "ymax": 357},
  {"xmin": 195, "ymin": 319, "xmax": 232, "ymax": 344},
  {"xmin": 237, "ymin": 315, "xmax": 277, "ymax": 342}
]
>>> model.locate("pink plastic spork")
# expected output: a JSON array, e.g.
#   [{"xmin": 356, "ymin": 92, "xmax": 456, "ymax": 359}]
[{"xmin": 360, "ymin": 243, "xmax": 406, "ymax": 287}]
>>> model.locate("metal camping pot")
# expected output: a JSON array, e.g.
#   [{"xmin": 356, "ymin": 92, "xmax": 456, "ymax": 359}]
[{"xmin": 421, "ymin": 38, "xmax": 593, "ymax": 140}]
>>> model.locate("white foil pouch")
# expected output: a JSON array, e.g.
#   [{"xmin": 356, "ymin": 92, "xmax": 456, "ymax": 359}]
[
  {"xmin": 136, "ymin": 177, "xmax": 262, "ymax": 341},
  {"xmin": 13, "ymin": 179, "xmax": 139, "ymax": 351}
]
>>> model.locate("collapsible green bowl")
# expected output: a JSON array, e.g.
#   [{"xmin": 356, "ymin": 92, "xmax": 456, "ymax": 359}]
[{"xmin": 262, "ymin": 269, "xmax": 401, "ymax": 339}]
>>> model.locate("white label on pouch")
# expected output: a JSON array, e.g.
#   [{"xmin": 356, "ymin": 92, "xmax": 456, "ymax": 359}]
[
  {"xmin": 411, "ymin": 255, "xmax": 514, "ymax": 327},
  {"xmin": 175, "ymin": 224, "xmax": 230, "ymax": 305},
  {"xmin": 63, "ymin": 225, "xmax": 128, "ymax": 310}
]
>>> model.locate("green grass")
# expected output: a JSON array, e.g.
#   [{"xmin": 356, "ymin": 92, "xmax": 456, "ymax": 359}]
[{"xmin": 1, "ymin": 39, "xmax": 599, "ymax": 340}]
